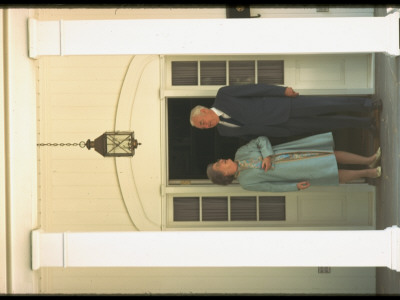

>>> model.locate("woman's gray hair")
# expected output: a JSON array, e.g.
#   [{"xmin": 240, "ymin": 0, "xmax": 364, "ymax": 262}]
[
  {"xmin": 206, "ymin": 163, "xmax": 235, "ymax": 186},
  {"xmin": 189, "ymin": 105, "xmax": 207, "ymax": 126}
]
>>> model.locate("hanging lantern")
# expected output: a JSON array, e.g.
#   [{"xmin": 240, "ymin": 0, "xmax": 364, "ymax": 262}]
[{"xmin": 85, "ymin": 131, "xmax": 141, "ymax": 157}]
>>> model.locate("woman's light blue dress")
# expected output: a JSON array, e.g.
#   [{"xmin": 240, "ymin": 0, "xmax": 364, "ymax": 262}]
[{"xmin": 235, "ymin": 132, "xmax": 339, "ymax": 192}]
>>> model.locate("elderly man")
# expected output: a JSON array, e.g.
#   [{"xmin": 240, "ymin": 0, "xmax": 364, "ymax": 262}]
[{"xmin": 189, "ymin": 83, "xmax": 381, "ymax": 138}]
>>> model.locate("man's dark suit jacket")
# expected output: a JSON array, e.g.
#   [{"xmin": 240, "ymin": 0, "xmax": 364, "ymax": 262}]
[
  {"xmin": 213, "ymin": 83, "xmax": 294, "ymax": 137},
  {"xmin": 212, "ymin": 83, "xmax": 373, "ymax": 139}
]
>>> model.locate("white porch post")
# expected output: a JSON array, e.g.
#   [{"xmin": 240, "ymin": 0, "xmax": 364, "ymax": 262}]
[
  {"xmin": 31, "ymin": 226, "xmax": 400, "ymax": 271},
  {"xmin": 28, "ymin": 12, "xmax": 400, "ymax": 58}
]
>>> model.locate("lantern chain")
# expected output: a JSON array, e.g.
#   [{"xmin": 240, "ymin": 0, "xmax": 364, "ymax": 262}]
[{"xmin": 37, "ymin": 141, "xmax": 86, "ymax": 148}]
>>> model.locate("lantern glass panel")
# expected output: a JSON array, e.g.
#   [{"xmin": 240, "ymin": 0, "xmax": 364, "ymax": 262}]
[{"xmin": 106, "ymin": 133, "xmax": 134, "ymax": 156}]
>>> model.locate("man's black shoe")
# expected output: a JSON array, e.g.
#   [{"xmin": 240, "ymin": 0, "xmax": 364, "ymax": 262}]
[
  {"xmin": 372, "ymin": 99, "xmax": 383, "ymax": 111},
  {"xmin": 368, "ymin": 123, "xmax": 378, "ymax": 136}
]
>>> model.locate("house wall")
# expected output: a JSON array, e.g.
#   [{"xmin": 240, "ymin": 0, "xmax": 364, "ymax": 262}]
[
  {"xmin": 0, "ymin": 9, "xmax": 8, "ymax": 294},
  {"xmin": 34, "ymin": 7, "xmax": 376, "ymax": 294},
  {"xmin": 3, "ymin": 8, "xmax": 40, "ymax": 293},
  {"xmin": 37, "ymin": 55, "xmax": 139, "ymax": 232}
]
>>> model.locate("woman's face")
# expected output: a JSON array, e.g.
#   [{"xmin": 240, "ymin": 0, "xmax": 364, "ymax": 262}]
[{"xmin": 212, "ymin": 159, "xmax": 237, "ymax": 176}]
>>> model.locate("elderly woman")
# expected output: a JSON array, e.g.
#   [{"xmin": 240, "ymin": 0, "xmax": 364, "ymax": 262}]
[{"xmin": 207, "ymin": 132, "xmax": 381, "ymax": 192}]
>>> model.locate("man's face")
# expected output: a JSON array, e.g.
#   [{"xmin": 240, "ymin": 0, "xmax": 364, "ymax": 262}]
[{"xmin": 192, "ymin": 108, "xmax": 219, "ymax": 129}]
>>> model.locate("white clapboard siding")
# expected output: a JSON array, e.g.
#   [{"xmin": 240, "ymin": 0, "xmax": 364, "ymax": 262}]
[{"xmin": 37, "ymin": 55, "xmax": 135, "ymax": 232}]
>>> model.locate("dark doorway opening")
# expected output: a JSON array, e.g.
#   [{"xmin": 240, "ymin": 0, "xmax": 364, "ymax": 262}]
[
  {"xmin": 168, "ymin": 98, "xmax": 248, "ymax": 180},
  {"xmin": 167, "ymin": 97, "xmax": 372, "ymax": 181}
]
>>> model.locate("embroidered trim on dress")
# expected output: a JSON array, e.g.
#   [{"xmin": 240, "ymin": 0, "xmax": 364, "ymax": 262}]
[
  {"xmin": 237, "ymin": 157, "xmax": 263, "ymax": 170},
  {"xmin": 236, "ymin": 151, "xmax": 332, "ymax": 173},
  {"xmin": 274, "ymin": 151, "xmax": 331, "ymax": 163}
]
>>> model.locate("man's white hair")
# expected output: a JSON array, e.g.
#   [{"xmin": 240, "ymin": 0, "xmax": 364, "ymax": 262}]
[{"xmin": 189, "ymin": 105, "xmax": 207, "ymax": 126}]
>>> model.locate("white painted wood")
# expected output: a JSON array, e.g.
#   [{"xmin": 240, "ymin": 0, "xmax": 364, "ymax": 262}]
[
  {"xmin": 164, "ymin": 54, "xmax": 374, "ymax": 95},
  {"xmin": 28, "ymin": 13, "xmax": 400, "ymax": 57},
  {"xmin": 4, "ymin": 8, "xmax": 39, "ymax": 293},
  {"xmin": 114, "ymin": 55, "xmax": 162, "ymax": 231},
  {"xmin": 164, "ymin": 183, "xmax": 376, "ymax": 195},
  {"xmin": 37, "ymin": 55, "xmax": 163, "ymax": 231},
  {"xmin": 165, "ymin": 190, "xmax": 375, "ymax": 230},
  {"xmin": 386, "ymin": 7, "xmax": 400, "ymax": 15},
  {"xmin": 0, "ymin": 8, "xmax": 7, "ymax": 295},
  {"xmin": 287, "ymin": 54, "xmax": 373, "ymax": 93},
  {"xmin": 36, "ymin": 55, "xmax": 136, "ymax": 232},
  {"xmin": 31, "ymin": 231, "xmax": 64, "ymax": 269},
  {"xmin": 163, "ymin": 184, "xmax": 376, "ymax": 231},
  {"xmin": 31, "ymin": 227, "xmax": 399, "ymax": 270},
  {"xmin": 28, "ymin": 18, "xmax": 61, "ymax": 58}
]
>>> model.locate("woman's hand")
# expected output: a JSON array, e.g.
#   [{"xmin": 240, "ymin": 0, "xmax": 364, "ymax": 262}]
[
  {"xmin": 262, "ymin": 156, "xmax": 272, "ymax": 172},
  {"xmin": 297, "ymin": 181, "xmax": 310, "ymax": 190},
  {"xmin": 284, "ymin": 87, "xmax": 299, "ymax": 97}
]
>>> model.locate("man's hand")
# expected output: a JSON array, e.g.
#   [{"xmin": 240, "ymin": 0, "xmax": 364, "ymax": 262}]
[
  {"xmin": 262, "ymin": 156, "xmax": 272, "ymax": 172},
  {"xmin": 284, "ymin": 87, "xmax": 299, "ymax": 97},
  {"xmin": 297, "ymin": 181, "xmax": 310, "ymax": 190}
]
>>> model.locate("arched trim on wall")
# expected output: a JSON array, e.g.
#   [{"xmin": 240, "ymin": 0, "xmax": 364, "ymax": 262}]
[{"xmin": 115, "ymin": 55, "xmax": 160, "ymax": 231}]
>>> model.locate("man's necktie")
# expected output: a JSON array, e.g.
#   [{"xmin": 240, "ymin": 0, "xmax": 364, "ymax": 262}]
[{"xmin": 219, "ymin": 116, "xmax": 243, "ymax": 127}]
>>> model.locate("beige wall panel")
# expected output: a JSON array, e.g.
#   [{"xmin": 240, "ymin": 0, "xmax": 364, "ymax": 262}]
[
  {"xmin": 124, "ymin": 57, "xmax": 162, "ymax": 225},
  {"xmin": 103, "ymin": 55, "xmax": 163, "ymax": 230},
  {"xmin": 296, "ymin": 191, "xmax": 374, "ymax": 227},
  {"xmin": 52, "ymin": 198, "xmax": 123, "ymax": 212},
  {"xmin": 47, "ymin": 80, "xmax": 122, "ymax": 95},
  {"xmin": 40, "ymin": 267, "xmax": 375, "ymax": 294},
  {"xmin": 47, "ymin": 149, "xmax": 115, "ymax": 162},
  {"xmin": 51, "ymin": 159, "xmax": 115, "ymax": 172},
  {"xmin": 50, "ymin": 94, "xmax": 118, "ymax": 107},
  {"xmin": 49, "ymin": 124, "xmax": 116, "ymax": 137},
  {"xmin": 51, "ymin": 107, "xmax": 115, "ymax": 121},
  {"xmin": 38, "ymin": 55, "xmax": 136, "ymax": 232},
  {"xmin": 47, "ymin": 66, "xmax": 128, "ymax": 80},
  {"xmin": 51, "ymin": 172, "xmax": 119, "ymax": 186},
  {"xmin": 49, "ymin": 212, "xmax": 133, "ymax": 226},
  {"xmin": 52, "ymin": 186, "xmax": 121, "ymax": 199},
  {"xmin": 46, "ymin": 55, "xmax": 131, "ymax": 67},
  {"xmin": 346, "ymin": 192, "xmax": 374, "ymax": 226}
]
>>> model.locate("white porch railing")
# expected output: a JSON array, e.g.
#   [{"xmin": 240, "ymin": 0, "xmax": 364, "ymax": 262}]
[
  {"xmin": 28, "ymin": 12, "xmax": 400, "ymax": 58},
  {"xmin": 31, "ymin": 226, "xmax": 400, "ymax": 271}
]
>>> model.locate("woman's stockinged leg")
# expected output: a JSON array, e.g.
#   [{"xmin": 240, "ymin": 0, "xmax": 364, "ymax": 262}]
[
  {"xmin": 338, "ymin": 169, "xmax": 379, "ymax": 183},
  {"xmin": 334, "ymin": 150, "xmax": 376, "ymax": 166}
]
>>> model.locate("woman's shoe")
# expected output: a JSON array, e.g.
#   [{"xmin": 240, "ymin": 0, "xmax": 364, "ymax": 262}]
[
  {"xmin": 369, "ymin": 147, "xmax": 381, "ymax": 168},
  {"xmin": 375, "ymin": 166, "xmax": 382, "ymax": 178}
]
